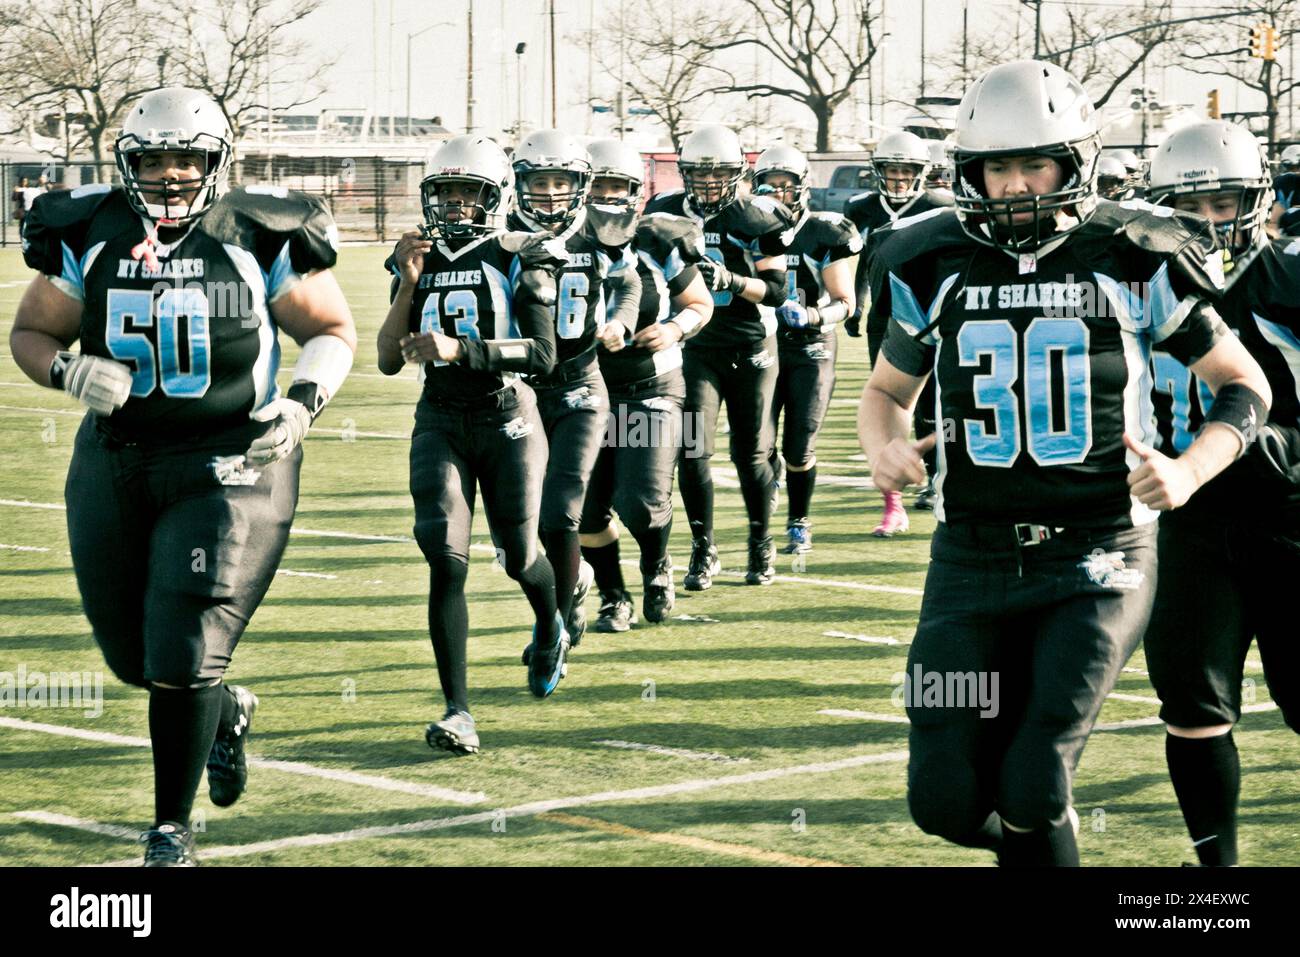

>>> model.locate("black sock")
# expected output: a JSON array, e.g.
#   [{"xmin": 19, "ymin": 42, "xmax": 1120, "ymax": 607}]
[
  {"xmin": 217, "ymin": 681, "xmax": 237, "ymax": 735},
  {"xmin": 542, "ymin": 529, "xmax": 581, "ymax": 623},
  {"xmin": 508, "ymin": 554, "xmax": 559, "ymax": 637},
  {"xmin": 740, "ymin": 471, "xmax": 774, "ymax": 541},
  {"xmin": 632, "ymin": 524, "xmax": 672, "ymax": 577},
  {"xmin": 1166, "ymin": 732, "xmax": 1240, "ymax": 866},
  {"xmin": 679, "ymin": 456, "xmax": 714, "ymax": 545},
  {"xmin": 581, "ymin": 540, "xmax": 625, "ymax": 594},
  {"xmin": 428, "ymin": 558, "xmax": 470, "ymax": 713},
  {"xmin": 997, "ymin": 818, "xmax": 1079, "ymax": 867},
  {"xmin": 149, "ymin": 682, "xmax": 225, "ymax": 829},
  {"xmin": 786, "ymin": 465, "xmax": 816, "ymax": 523}
]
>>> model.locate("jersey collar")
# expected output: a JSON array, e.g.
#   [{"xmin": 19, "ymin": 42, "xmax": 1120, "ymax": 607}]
[{"xmin": 437, "ymin": 232, "xmax": 495, "ymax": 262}]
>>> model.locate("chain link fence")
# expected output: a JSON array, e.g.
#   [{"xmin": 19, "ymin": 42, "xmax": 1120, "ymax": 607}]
[{"xmin": 2, "ymin": 156, "xmax": 429, "ymax": 247}]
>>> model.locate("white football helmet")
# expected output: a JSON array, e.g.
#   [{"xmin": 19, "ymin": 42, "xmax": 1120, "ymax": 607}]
[
  {"xmin": 678, "ymin": 124, "xmax": 746, "ymax": 216},
  {"xmin": 950, "ymin": 60, "xmax": 1102, "ymax": 251},
  {"xmin": 512, "ymin": 129, "xmax": 592, "ymax": 227},
  {"xmin": 420, "ymin": 135, "xmax": 514, "ymax": 238},
  {"xmin": 586, "ymin": 138, "xmax": 644, "ymax": 209},
  {"xmin": 1096, "ymin": 155, "xmax": 1134, "ymax": 201},
  {"xmin": 753, "ymin": 144, "xmax": 810, "ymax": 215},
  {"xmin": 114, "ymin": 87, "xmax": 233, "ymax": 225},
  {"xmin": 1147, "ymin": 121, "xmax": 1271, "ymax": 252},
  {"xmin": 1280, "ymin": 143, "xmax": 1300, "ymax": 172},
  {"xmin": 873, "ymin": 131, "xmax": 932, "ymax": 205}
]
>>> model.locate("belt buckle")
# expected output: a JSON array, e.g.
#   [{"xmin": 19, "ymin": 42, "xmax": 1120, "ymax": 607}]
[{"xmin": 1015, "ymin": 523, "xmax": 1051, "ymax": 546}]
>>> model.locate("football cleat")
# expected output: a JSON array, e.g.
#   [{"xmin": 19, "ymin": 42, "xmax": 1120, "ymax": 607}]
[
  {"xmin": 782, "ymin": 519, "xmax": 812, "ymax": 554},
  {"xmin": 526, "ymin": 612, "xmax": 570, "ymax": 698},
  {"xmin": 140, "ymin": 823, "xmax": 198, "ymax": 867},
  {"xmin": 872, "ymin": 491, "xmax": 910, "ymax": 537},
  {"xmin": 642, "ymin": 556, "xmax": 675, "ymax": 623},
  {"xmin": 426, "ymin": 708, "xmax": 480, "ymax": 756},
  {"xmin": 595, "ymin": 589, "xmax": 636, "ymax": 633},
  {"xmin": 207, "ymin": 684, "xmax": 257, "ymax": 808},
  {"xmin": 566, "ymin": 560, "xmax": 595, "ymax": 648},
  {"xmin": 914, "ymin": 478, "xmax": 936, "ymax": 511},
  {"xmin": 745, "ymin": 536, "xmax": 776, "ymax": 585},
  {"xmin": 683, "ymin": 537, "xmax": 721, "ymax": 591}
]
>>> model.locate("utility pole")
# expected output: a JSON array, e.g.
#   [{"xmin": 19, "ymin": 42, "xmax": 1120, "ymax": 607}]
[
  {"xmin": 617, "ymin": 0, "xmax": 626, "ymax": 139},
  {"xmin": 586, "ymin": 0, "xmax": 594, "ymax": 135},
  {"xmin": 466, "ymin": 0, "xmax": 475, "ymax": 133},
  {"xmin": 920, "ymin": 0, "xmax": 927, "ymax": 99},
  {"xmin": 549, "ymin": 0, "xmax": 558, "ymax": 128},
  {"xmin": 962, "ymin": 1, "xmax": 969, "ymax": 89}
]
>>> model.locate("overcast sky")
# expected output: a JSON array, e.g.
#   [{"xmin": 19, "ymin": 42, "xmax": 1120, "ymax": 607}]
[{"xmin": 293, "ymin": 0, "xmax": 1273, "ymax": 148}]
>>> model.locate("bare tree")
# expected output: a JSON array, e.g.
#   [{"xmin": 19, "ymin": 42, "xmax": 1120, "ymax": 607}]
[
  {"xmin": 693, "ymin": 0, "xmax": 882, "ymax": 152},
  {"xmin": 176, "ymin": 0, "xmax": 335, "ymax": 147},
  {"xmin": 587, "ymin": 1, "xmax": 733, "ymax": 151},
  {"xmin": 1181, "ymin": 0, "xmax": 1300, "ymax": 152},
  {"xmin": 0, "ymin": 0, "xmax": 167, "ymax": 179},
  {"xmin": 938, "ymin": 0, "xmax": 1184, "ymax": 109}
]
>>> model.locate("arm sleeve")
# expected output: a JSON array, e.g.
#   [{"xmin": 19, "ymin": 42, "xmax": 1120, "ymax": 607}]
[{"xmin": 605, "ymin": 260, "xmax": 642, "ymax": 330}]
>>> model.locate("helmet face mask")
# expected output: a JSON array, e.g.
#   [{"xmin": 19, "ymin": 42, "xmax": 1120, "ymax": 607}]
[
  {"xmin": 511, "ymin": 129, "xmax": 592, "ymax": 228},
  {"xmin": 586, "ymin": 138, "xmax": 643, "ymax": 210},
  {"xmin": 950, "ymin": 60, "xmax": 1102, "ymax": 252},
  {"xmin": 679, "ymin": 124, "xmax": 747, "ymax": 216},
  {"xmin": 753, "ymin": 143, "xmax": 810, "ymax": 216},
  {"xmin": 114, "ymin": 88, "xmax": 233, "ymax": 226},
  {"xmin": 420, "ymin": 134, "xmax": 514, "ymax": 239},
  {"xmin": 1147, "ymin": 121, "xmax": 1272, "ymax": 255},
  {"xmin": 872, "ymin": 131, "xmax": 932, "ymax": 206}
]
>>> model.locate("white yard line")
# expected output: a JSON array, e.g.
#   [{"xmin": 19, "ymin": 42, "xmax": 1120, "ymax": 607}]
[
  {"xmin": 12, "ymin": 811, "xmax": 139, "ymax": 841},
  {"xmin": 311, "ymin": 427, "xmax": 408, "ymax": 440},
  {"xmin": 818, "ymin": 709, "xmax": 909, "ymax": 724},
  {"xmin": 0, "ymin": 543, "xmax": 50, "ymax": 552},
  {"xmin": 276, "ymin": 569, "xmax": 339, "ymax": 580},
  {"xmin": 0, "ymin": 403, "xmax": 81, "ymax": 416},
  {"xmin": 0, "ymin": 715, "xmax": 486, "ymax": 805},
  {"xmin": 823, "ymin": 630, "xmax": 903, "ymax": 646},
  {"xmin": 593, "ymin": 739, "xmax": 750, "ymax": 764},
  {"xmin": 1106, "ymin": 693, "xmax": 1163, "ymax": 705},
  {"xmin": 86, "ymin": 748, "xmax": 911, "ymax": 865}
]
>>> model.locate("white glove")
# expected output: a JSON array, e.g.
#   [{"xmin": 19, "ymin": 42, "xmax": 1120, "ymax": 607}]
[
  {"xmin": 55, "ymin": 353, "xmax": 134, "ymax": 415},
  {"xmin": 246, "ymin": 397, "xmax": 313, "ymax": 466}
]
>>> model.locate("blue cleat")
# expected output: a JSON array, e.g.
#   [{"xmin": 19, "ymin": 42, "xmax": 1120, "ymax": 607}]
[{"xmin": 525, "ymin": 612, "xmax": 570, "ymax": 698}]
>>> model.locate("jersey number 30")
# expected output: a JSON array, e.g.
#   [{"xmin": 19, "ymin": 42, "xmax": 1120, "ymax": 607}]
[
  {"xmin": 957, "ymin": 318, "xmax": 1092, "ymax": 467},
  {"xmin": 106, "ymin": 288, "xmax": 210, "ymax": 398}
]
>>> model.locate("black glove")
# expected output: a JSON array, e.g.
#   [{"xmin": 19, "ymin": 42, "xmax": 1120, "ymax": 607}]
[
  {"xmin": 844, "ymin": 313, "xmax": 862, "ymax": 338},
  {"xmin": 1245, "ymin": 423, "xmax": 1300, "ymax": 489}
]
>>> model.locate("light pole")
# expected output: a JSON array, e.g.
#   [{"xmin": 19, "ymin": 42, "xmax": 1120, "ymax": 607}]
[
  {"xmin": 515, "ymin": 42, "xmax": 527, "ymax": 139},
  {"xmin": 407, "ymin": 20, "xmax": 453, "ymax": 137}
]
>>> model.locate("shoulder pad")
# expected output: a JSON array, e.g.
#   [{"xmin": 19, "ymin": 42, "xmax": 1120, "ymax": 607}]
[
  {"xmin": 499, "ymin": 230, "xmax": 568, "ymax": 269},
  {"xmin": 636, "ymin": 212, "xmax": 706, "ymax": 263},
  {"xmin": 872, "ymin": 208, "xmax": 968, "ymax": 269},
  {"xmin": 642, "ymin": 190, "xmax": 687, "ymax": 216},
  {"xmin": 722, "ymin": 194, "xmax": 794, "ymax": 240},
  {"xmin": 21, "ymin": 185, "xmax": 121, "ymax": 274},
  {"xmin": 585, "ymin": 203, "xmax": 639, "ymax": 247},
  {"xmin": 918, "ymin": 189, "xmax": 956, "ymax": 208},
  {"xmin": 811, "ymin": 211, "xmax": 860, "ymax": 245},
  {"xmin": 1084, "ymin": 200, "xmax": 1216, "ymax": 257},
  {"xmin": 201, "ymin": 185, "xmax": 339, "ymax": 274}
]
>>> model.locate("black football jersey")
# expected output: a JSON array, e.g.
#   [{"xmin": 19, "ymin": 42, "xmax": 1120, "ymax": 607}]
[
  {"xmin": 22, "ymin": 183, "xmax": 338, "ymax": 440},
  {"xmin": 874, "ymin": 202, "xmax": 1229, "ymax": 528},
  {"xmin": 507, "ymin": 205, "xmax": 637, "ymax": 365},
  {"xmin": 1152, "ymin": 237, "xmax": 1300, "ymax": 521},
  {"xmin": 598, "ymin": 212, "xmax": 705, "ymax": 387},
  {"xmin": 640, "ymin": 189, "xmax": 793, "ymax": 348},
  {"xmin": 385, "ymin": 231, "xmax": 565, "ymax": 400},
  {"xmin": 846, "ymin": 189, "xmax": 954, "ymax": 320},
  {"xmin": 779, "ymin": 210, "xmax": 862, "ymax": 344}
]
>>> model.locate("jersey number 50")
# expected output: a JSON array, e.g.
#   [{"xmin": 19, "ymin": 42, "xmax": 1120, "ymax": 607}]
[
  {"xmin": 106, "ymin": 288, "xmax": 210, "ymax": 398},
  {"xmin": 957, "ymin": 317, "xmax": 1093, "ymax": 467}
]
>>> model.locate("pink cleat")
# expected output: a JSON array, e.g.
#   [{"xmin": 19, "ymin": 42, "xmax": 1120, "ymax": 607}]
[{"xmin": 872, "ymin": 491, "xmax": 910, "ymax": 537}]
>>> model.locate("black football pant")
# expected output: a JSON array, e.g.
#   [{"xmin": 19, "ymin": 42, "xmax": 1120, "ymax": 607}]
[
  {"xmin": 579, "ymin": 369, "xmax": 685, "ymax": 572},
  {"xmin": 679, "ymin": 338, "xmax": 779, "ymax": 543},
  {"xmin": 66, "ymin": 415, "xmax": 298, "ymax": 690},
  {"xmin": 1145, "ymin": 510, "xmax": 1300, "ymax": 732},
  {"xmin": 905, "ymin": 522, "xmax": 1158, "ymax": 852},
  {"xmin": 410, "ymin": 383, "xmax": 556, "ymax": 712},
  {"xmin": 771, "ymin": 329, "xmax": 837, "ymax": 468}
]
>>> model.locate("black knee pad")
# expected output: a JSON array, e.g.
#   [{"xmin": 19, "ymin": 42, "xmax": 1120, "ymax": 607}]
[{"xmin": 430, "ymin": 554, "xmax": 470, "ymax": 588}]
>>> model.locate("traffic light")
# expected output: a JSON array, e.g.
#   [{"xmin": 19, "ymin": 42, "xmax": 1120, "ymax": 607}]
[
  {"xmin": 1250, "ymin": 23, "xmax": 1279, "ymax": 60},
  {"xmin": 1207, "ymin": 89, "xmax": 1220, "ymax": 119}
]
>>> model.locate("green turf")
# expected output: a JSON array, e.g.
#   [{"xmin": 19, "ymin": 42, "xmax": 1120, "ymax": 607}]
[{"xmin": 0, "ymin": 246, "xmax": 1294, "ymax": 867}]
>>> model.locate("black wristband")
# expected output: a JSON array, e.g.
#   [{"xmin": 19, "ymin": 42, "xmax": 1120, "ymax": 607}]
[
  {"xmin": 287, "ymin": 381, "xmax": 326, "ymax": 420},
  {"xmin": 1203, "ymin": 382, "xmax": 1269, "ymax": 456},
  {"xmin": 49, "ymin": 351, "xmax": 74, "ymax": 391}
]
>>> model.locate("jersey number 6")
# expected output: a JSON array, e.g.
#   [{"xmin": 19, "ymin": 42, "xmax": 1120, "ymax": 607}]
[{"xmin": 957, "ymin": 317, "xmax": 1093, "ymax": 467}]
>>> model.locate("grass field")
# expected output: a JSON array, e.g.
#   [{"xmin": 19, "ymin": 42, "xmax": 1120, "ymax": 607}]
[{"xmin": 1, "ymin": 244, "xmax": 1295, "ymax": 867}]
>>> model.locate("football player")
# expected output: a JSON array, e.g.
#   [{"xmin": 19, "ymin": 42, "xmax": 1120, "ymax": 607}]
[
  {"xmin": 576, "ymin": 139, "xmax": 713, "ymax": 629},
  {"xmin": 1268, "ymin": 169, "xmax": 1300, "ymax": 238},
  {"xmin": 845, "ymin": 130, "xmax": 953, "ymax": 531},
  {"xmin": 752, "ymin": 145, "xmax": 861, "ymax": 554},
  {"xmin": 859, "ymin": 62, "xmax": 1271, "ymax": 867},
  {"xmin": 10, "ymin": 88, "xmax": 357, "ymax": 865},
  {"xmin": 642, "ymin": 124, "xmax": 793, "ymax": 587},
  {"xmin": 1145, "ymin": 121, "xmax": 1300, "ymax": 866},
  {"xmin": 1279, "ymin": 143, "xmax": 1300, "ymax": 173},
  {"xmin": 378, "ymin": 135, "xmax": 569, "ymax": 751},
  {"xmin": 506, "ymin": 130, "xmax": 641, "ymax": 650},
  {"xmin": 1096, "ymin": 155, "xmax": 1136, "ymax": 202}
]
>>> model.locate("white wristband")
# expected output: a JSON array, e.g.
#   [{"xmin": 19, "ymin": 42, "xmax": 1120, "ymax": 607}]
[{"xmin": 293, "ymin": 334, "xmax": 354, "ymax": 401}]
